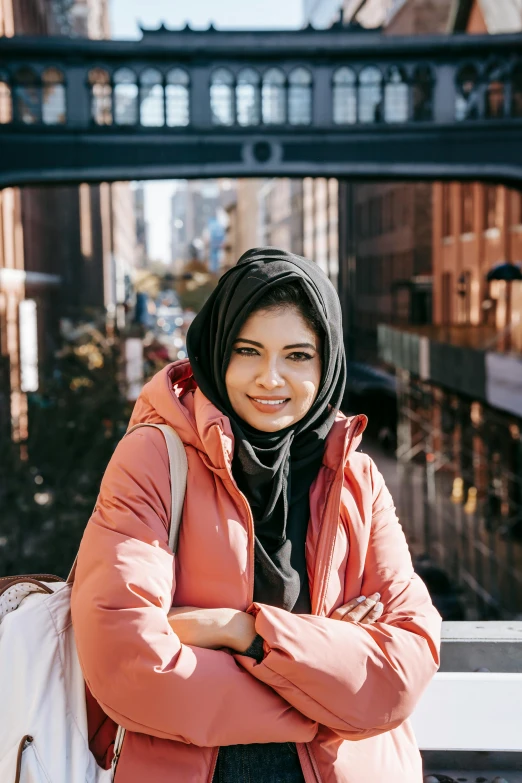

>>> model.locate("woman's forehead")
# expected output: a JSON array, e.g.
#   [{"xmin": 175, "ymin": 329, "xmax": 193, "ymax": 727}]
[{"xmin": 237, "ymin": 307, "xmax": 318, "ymax": 339}]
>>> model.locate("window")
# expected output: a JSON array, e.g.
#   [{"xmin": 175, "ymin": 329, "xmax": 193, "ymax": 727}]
[
  {"xmin": 457, "ymin": 271, "xmax": 471, "ymax": 324},
  {"xmin": 166, "ymin": 68, "xmax": 189, "ymax": 126},
  {"xmin": 484, "ymin": 185, "xmax": 501, "ymax": 230},
  {"xmin": 511, "ymin": 61, "xmax": 522, "ymax": 118},
  {"xmin": 455, "ymin": 63, "xmax": 479, "ymax": 121},
  {"xmin": 485, "ymin": 60, "xmax": 505, "ymax": 119},
  {"xmin": 88, "ymin": 68, "xmax": 112, "ymax": 125},
  {"xmin": 210, "ymin": 68, "xmax": 234, "ymax": 126},
  {"xmin": 140, "ymin": 68, "xmax": 164, "ymax": 126},
  {"xmin": 355, "ymin": 204, "xmax": 363, "ymax": 239},
  {"xmin": 369, "ymin": 196, "xmax": 382, "ymax": 236},
  {"xmin": 412, "ymin": 65, "xmax": 433, "ymax": 121},
  {"xmin": 333, "ymin": 67, "xmax": 356, "ymax": 125},
  {"xmin": 360, "ymin": 201, "xmax": 369, "ymax": 239},
  {"xmin": 461, "ymin": 183, "xmax": 474, "ymax": 234},
  {"xmin": 113, "ymin": 68, "xmax": 138, "ymax": 125},
  {"xmin": 384, "ymin": 66, "xmax": 408, "ymax": 123},
  {"xmin": 288, "ymin": 68, "xmax": 312, "ymax": 125},
  {"xmin": 513, "ymin": 189, "xmax": 522, "ymax": 226},
  {"xmin": 14, "ymin": 67, "xmax": 41, "ymax": 124},
  {"xmin": 358, "ymin": 66, "xmax": 382, "ymax": 124},
  {"xmin": 236, "ymin": 68, "xmax": 261, "ymax": 126},
  {"xmin": 0, "ymin": 71, "xmax": 12, "ymax": 124},
  {"xmin": 442, "ymin": 182, "xmax": 453, "ymax": 238},
  {"xmin": 382, "ymin": 192, "xmax": 391, "ymax": 232},
  {"xmin": 262, "ymin": 68, "xmax": 286, "ymax": 125},
  {"xmin": 42, "ymin": 68, "xmax": 66, "ymax": 124},
  {"xmin": 442, "ymin": 272, "xmax": 452, "ymax": 325}
]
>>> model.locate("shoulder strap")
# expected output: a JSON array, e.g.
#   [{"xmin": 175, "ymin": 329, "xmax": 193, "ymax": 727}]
[
  {"xmin": 66, "ymin": 423, "xmax": 188, "ymax": 583},
  {"xmin": 125, "ymin": 423, "xmax": 188, "ymax": 553}
]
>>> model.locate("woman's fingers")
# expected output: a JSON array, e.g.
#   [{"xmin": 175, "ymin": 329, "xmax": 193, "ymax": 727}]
[
  {"xmin": 331, "ymin": 593, "xmax": 382, "ymax": 623},
  {"xmin": 360, "ymin": 600, "xmax": 384, "ymax": 624},
  {"xmin": 330, "ymin": 595, "xmax": 367, "ymax": 621}
]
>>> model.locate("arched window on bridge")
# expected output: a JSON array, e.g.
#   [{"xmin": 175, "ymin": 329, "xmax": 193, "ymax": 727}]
[
  {"xmin": 166, "ymin": 68, "xmax": 190, "ymax": 127},
  {"xmin": 384, "ymin": 66, "xmax": 408, "ymax": 123},
  {"xmin": 89, "ymin": 68, "xmax": 112, "ymax": 125},
  {"xmin": 14, "ymin": 67, "xmax": 41, "ymax": 124},
  {"xmin": 485, "ymin": 60, "xmax": 506, "ymax": 119},
  {"xmin": 236, "ymin": 68, "xmax": 261, "ymax": 126},
  {"xmin": 358, "ymin": 66, "xmax": 383, "ymax": 124},
  {"xmin": 0, "ymin": 71, "xmax": 12, "ymax": 124},
  {"xmin": 412, "ymin": 65, "xmax": 434, "ymax": 121},
  {"xmin": 42, "ymin": 68, "xmax": 66, "ymax": 125},
  {"xmin": 262, "ymin": 68, "xmax": 286, "ymax": 125},
  {"xmin": 140, "ymin": 68, "xmax": 165, "ymax": 126},
  {"xmin": 455, "ymin": 63, "xmax": 479, "ymax": 121},
  {"xmin": 512, "ymin": 62, "xmax": 522, "ymax": 118},
  {"xmin": 114, "ymin": 68, "xmax": 138, "ymax": 125},
  {"xmin": 333, "ymin": 67, "xmax": 356, "ymax": 125},
  {"xmin": 288, "ymin": 67, "xmax": 312, "ymax": 125},
  {"xmin": 210, "ymin": 68, "xmax": 234, "ymax": 126}
]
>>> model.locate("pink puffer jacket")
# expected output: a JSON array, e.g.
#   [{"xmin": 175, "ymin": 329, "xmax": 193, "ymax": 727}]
[{"xmin": 71, "ymin": 361, "xmax": 441, "ymax": 782}]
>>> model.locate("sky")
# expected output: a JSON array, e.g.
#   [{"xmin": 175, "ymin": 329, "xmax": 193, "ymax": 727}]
[
  {"xmin": 110, "ymin": 0, "xmax": 304, "ymax": 39},
  {"xmin": 110, "ymin": 1, "xmax": 304, "ymax": 262}
]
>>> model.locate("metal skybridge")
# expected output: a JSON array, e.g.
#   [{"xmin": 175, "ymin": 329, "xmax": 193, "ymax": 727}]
[{"xmin": 0, "ymin": 22, "xmax": 522, "ymax": 186}]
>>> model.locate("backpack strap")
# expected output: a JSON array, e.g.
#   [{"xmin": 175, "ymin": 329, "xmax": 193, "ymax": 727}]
[
  {"xmin": 125, "ymin": 423, "xmax": 188, "ymax": 553},
  {"xmin": 66, "ymin": 423, "xmax": 188, "ymax": 583}
]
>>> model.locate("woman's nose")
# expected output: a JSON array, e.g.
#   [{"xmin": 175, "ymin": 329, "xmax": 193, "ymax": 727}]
[{"xmin": 256, "ymin": 361, "xmax": 285, "ymax": 389}]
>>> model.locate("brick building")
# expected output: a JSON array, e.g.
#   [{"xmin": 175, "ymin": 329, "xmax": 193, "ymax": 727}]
[
  {"xmin": 379, "ymin": 0, "xmax": 522, "ymax": 619},
  {"xmin": 0, "ymin": 0, "xmax": 137, "ymax": 441},
  {"xmin": 338, "ymin": 0, "xmax": 453, "ymax": 366}
]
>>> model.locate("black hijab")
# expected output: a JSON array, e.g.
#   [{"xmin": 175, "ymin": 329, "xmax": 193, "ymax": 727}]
[{"xmin": 186, "ymin": 248, "xmax": 346, "ymax": 612}]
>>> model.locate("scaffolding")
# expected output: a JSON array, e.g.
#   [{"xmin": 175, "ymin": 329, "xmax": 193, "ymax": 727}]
[{"xmin": 395, "ymin": 369, "xmax": 522, "ymax": 620}]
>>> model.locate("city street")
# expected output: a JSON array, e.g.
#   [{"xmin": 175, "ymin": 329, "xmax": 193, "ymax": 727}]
[{"xmin": 1, "ymin": 0, "xmax": 522, "ymax": 781}]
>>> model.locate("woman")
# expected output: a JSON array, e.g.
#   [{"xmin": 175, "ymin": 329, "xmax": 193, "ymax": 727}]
[{"xmin": 72, "ymin": 248, "xmax": 441, "ymax": 782}]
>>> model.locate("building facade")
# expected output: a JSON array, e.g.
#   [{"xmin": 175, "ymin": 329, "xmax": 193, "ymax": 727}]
[
  {"xmin": 338, "ymin": 0, "xmax": 453, "ymax": 367},
  {"xmin": 223, "ymin": 179, "xmax": 263, "ymax": 271},
  {"xmin": 379, "ymin": 0, "xmax": 522, "ymax": 620},
  {"xmin": 0, "ymin": 0, "xmax": 137, "ymax": 441}
]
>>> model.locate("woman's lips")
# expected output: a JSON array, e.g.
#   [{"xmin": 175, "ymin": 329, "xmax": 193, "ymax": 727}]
[{"xmin": 247, "ymin": 396, "xmax": 290, "ymax": 414}]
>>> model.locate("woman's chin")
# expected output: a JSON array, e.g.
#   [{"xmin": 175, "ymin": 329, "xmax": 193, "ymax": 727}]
[{"xmin": 244, "ymin": 412, "xmax": 295, "ymax": 432}]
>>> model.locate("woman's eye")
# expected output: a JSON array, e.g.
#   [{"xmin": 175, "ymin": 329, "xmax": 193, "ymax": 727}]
[
  {"xmin": 288, "ymin": 352, "xmax": 313, "ymax": 362},
  {"xmin": 234, "ymin": 347, "xmax": 259, "ymax": 356}
]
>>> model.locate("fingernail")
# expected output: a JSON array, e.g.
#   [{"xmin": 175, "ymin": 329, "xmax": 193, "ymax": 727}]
[
  {"xmin": 357, "ymin": 596, "xmax": 366, "ymax": 604},
  {"xmin": 371, "ymin": 592, "xmax": 381, "ymax": 600},
  {"xmin": 375, "ymin": 602, "xmax": 384, "ymax": 612}
]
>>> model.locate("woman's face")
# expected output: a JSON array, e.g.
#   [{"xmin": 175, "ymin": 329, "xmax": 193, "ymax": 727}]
[{"xmin": 225, "ymin": 306, "xmax": 322, "ymax": 432}]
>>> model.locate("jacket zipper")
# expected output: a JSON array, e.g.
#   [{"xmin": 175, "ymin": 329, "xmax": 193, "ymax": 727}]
[
  {"xmin": 210, "ymin": 418, "xmax": 363, "ymax": 783},
  {"xmin": 208, "ymin": 446, "xmax": 257, "ymax": 783},
  {"xmin": 111, "ymin": 724, "xmax": 126, "ymax": 780}
]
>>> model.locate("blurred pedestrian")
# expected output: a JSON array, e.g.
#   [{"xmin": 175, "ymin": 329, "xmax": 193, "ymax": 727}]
[{"xmin": 72, "ymin": 248, "xmax": 441, "ymax": 782}]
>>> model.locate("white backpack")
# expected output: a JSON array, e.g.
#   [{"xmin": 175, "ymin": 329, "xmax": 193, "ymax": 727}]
[{"xmin": 0, "ymin": 424, "xmax": 188, "ymax": 783}]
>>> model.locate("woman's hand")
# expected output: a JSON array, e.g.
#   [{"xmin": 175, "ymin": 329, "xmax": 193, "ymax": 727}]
[
  {"xmin": 330, "ymin": 593, "xmax": 383, "ymax": 624},
  {"xmin": 168, "ymin": 606, "xmax": 257, "ymax": 653}
]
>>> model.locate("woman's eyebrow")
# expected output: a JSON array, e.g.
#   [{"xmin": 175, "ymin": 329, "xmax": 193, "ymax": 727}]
[
  {"xmin": 233, "ymin": 338, "xmax": 264, "ymax": 347},
  {"xmin": 234, "ymin": 338, "xmax": 317, "ymax": 351},
  {"xmin": 284, "ymin": 343, "xmax": 316, "ymax": 350}
]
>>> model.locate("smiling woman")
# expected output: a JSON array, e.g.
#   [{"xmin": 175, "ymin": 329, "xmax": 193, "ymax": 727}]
[{"xmin": 72, "ymin": 247, "xmax": 440, "ymax": 783}]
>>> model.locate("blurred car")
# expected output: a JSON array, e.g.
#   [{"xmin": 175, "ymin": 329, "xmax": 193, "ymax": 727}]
[
  {"xmin": 414, "ymin": 555, "xmax": 466, "ymax": 620},
  {"xmin": 343, "ymin": 361, "xmax": 398, "ymax": 453}
]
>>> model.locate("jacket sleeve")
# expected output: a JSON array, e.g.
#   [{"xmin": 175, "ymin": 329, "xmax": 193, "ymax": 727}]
[
  {"xmin": 71, "ymin": 428, "xmax": 317, "ymax": 747},
  {"xmin": 236, "ymin": 458, "xmax": 441, "ymax": 740}
]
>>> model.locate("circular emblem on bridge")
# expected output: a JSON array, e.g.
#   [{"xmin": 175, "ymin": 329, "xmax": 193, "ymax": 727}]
[
  {"xmin": 252, "ymin": 141, "xmax": 273, "ymax": 163},
  {"xmin": 242, "ymin": 139, "xmax": 282, "ymax": 169}
]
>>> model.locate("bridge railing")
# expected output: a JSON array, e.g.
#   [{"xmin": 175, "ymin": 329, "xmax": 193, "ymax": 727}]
[
  {"xmin": 0, "ymin": 30, "xmax": 521, "ymax": 133},
  {"xmin": 416, "ymin": 621, "xmax": 522, "ymax": 779}
]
